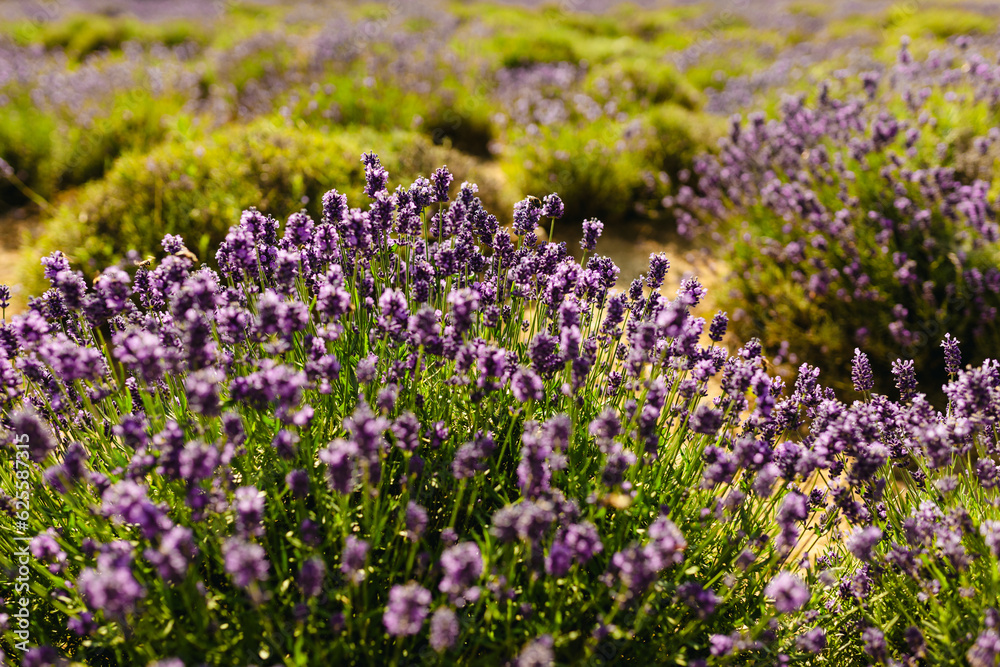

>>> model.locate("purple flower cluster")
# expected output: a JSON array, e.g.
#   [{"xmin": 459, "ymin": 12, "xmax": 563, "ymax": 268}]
[
  {"xmin": 383, "ymin": 582, "xmax": 432, "ymax": 636},
  {"xmin": 676, "ymin": 42, "xmax": 1000, "ymax": 392},
  {"xmin": 8, "ymin": 149, "xmax": 1000, "ymax": 664},
  {"xmin": 765, "ymin": 572, "xmax": 809, "ymax": 614}
]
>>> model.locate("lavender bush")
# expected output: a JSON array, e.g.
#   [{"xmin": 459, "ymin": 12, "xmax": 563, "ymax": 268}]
[
  {"xmin": 675, "ymin": 38, "xmax": 1000, "ymax": 394},
  {"xmin": 2, "ymin": 154, "xmax": 1000, "ymax": 665}
]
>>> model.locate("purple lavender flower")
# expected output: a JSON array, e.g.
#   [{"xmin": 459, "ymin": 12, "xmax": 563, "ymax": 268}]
[
  {"xmin": 377, "ymin": 288, "xmax": 409, "ymax": 339},
  {"xmin": 429, "ymin": 607, "xmax": 460, "ymax": 652},
  {"xmin": 77, "ymin": 541, "xmax": 146, "ymax": 618},
  {"xmin": 689, "ymin": 405, "xmax": 724, "ymax": 435},
  {"xmin": 775, "ymin": 492, "xmax": 808, "ymax": 550},
  {"xmin": 645, "ymin": 515, "xmax": 687, "ymax": 571},
  {"xmin": 341, "ymin": 536, "xmax": 369, "ymax": 584},
  {"xmin": 515, "ymin": 635, "xmax": 554, "ymax": 667},
  {"xmin": 92, "ymin": 266, "xmax": 132, "ymax": 317},
  {"xmin": 557, "ymin": 522, "xmax": 603, "ymax": 567},
  {"xmin": 431, "ymin": 166, "xmax": 453, "ymax": 203},
  {"xmin": 452, "ymin": 431, "xmax": 496, "ymax": 479},
  {"xmin": 283, "ymin": 211, "xmax": 315, "ymax": 248},
  {"xmin": 969, "ymin": 630, "xmax": 1000, "ymax": 667},
  {"xmin": 383, "ymin": 582, "xmax": 431, "ymax": 636},
  {"xmin": 602, "ymin": 442, "xmax": 636, "ymax": 488},
  {"xmin": 904, "ymin": 626, "xmax": 926, "ymax": 657},
  {"xmin": 161, "ymin": 234, "xmax": 186, "ymax": 255},
  {"xmin": 298, "ymin": 557, "xmax": 326, "ymax": 598},
  {"xmin": 447, "ymin": 288, "xmax": 480, "ymax": 335},
  {"xmin": 0, "ymin": 349, "xmax": 21, "ymax": 406},
  {"xmin": 355, "ymin": 354, "xmax": 378, "ymax": 384},
  {"xmin": 319, "ymin": 438, "xmax": 358, "ymax": 493},
  {"xmin": 322, "ymin": 190, "xmax": 348, "ymax": 225},
  {"xmin": 362, "ymin": 152, "xmax": 389, "ymax": 199},
  {"xmin": 796, "ymin": 627, "xmax": 827, "ymax": 653},
  {"xmin": 942, "ymin": 333, "xmax": 961, "ymax": 375},
  {"xmin": 408, "ymin": 306, "xmax": 443, "ymax": 351},
  {"xmin": 0, "ymin": 284, "xmax": 10, "ymax": 311},
  {"xmin": 232, "ymin": 486, "xmax": 265, "ymax": 538},
  {"xmin": 10, "ymin": 407, "xmax": 57, "ymax": 463},
  {"xmin": 377, "ymin": 383, "xmax": 398, "ymax": 413},
  {"xmin": 30, "ymin": 530, "xmax": 67, "ymax": 572},
  {"xmin": 40, "ymin": 251, "xmax": 70, "ymax": 283},
  {"xmin": 272, "ymin": 429, "xmax": 300, "ymax": 459},
  {"xmin": 10, "ymin": 308, "xmax": 50, "ymax": 346},
  {"xmin": 222, "ymin": 537, "xmax": 269, "ymax": 589},
  {"xmin": 101, "ymin": 480, "xmax": 171, "ymax": 540},
  {"xmin": 300, "ymin": 519, "xmax": 321, "ymax": 547},
  {"xmin": 518, "ymin": 417, "xmax": 569, "ymax": 499},
  {"xmin": 677, "ymin": 277, "xmax": 707, "ymax": 307},
  {"xmin": 891, "ymin": 358, "xmax": 917, "ymax": 401},
  {"xmin": 862, "ymin": 627, "xmax": 887, "ymax": 662},
  {"xmin": 149, "ymin": 660, "xmax": 185, "ymax": 667},
  {"xmin": 513, "ymin": 197, "xmax": 542, "ymax": 235},
  {"xmin": 144, "ymin": 526, "xmax": 197, "ymax": 582},
  {"xmin": 709, "ymin": 311, "xmax": 728, "ymax": 343},
  {"xmin": 67, "ymin": 611, "xmax": 98, "ymax": 637},
  {"xmin": 185, "ymin": 367, "xmax": 223, "ymax": 417},
  {"xmin": 581, "ymin": 218, "xmax": 603, "ymax": 252},
  {"xmin": 709, "ymin": 633, "xmax": 735, "ymax": 657},
  {"xmin": 677, "ymin": 581, "xmax": 720, "ymax": 619},
  {"xmin": 439, "ymin": 542, "xmax": 483, "ymax": 604},
  {"xmin": 511, "ymin": 366, "xmax": 544, "ymax": 402},
  {"xmin": 390, "ymin": 412, "xmax": 421, "ymax": 454},
  {"xmin": 983, "ymin": 521, "xmax": 1000, "ymax": 558},
  {"xmin": 541, "ymin": 194, "xmax": 564, "ymax": 219},
  {"xmin": 852, "ymin": 348, "xmax": 874, "ymax": 393},
  {"xmin": 646, "ymin": 253, "xmax": 670, "ymax": 290},
  {"xmin": 230, "ymin": 359, "xmax": 308, "ymax": 419},
  {"xmin": 286, "ymin": 469, "xmax": 310, "ymax": 498},
  {"xmin": 846, "ymin": 526, "xmax": 882, "ymax": 562},
  {"xmin": 22, "ymin": 647, "xmax": 62, "ymax": 667},
  {"xmin": 765, "ymin": 572, "xmax": 810, "ymax": 614},
  {"xmin": 406, "ymin": 502, "xmax": 428, "ymax": 541}
]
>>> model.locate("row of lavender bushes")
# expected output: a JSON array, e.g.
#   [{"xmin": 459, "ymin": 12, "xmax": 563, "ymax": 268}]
[{"xmin": 0, "ymin": 158, "xmax": 999, "ymax": 665}]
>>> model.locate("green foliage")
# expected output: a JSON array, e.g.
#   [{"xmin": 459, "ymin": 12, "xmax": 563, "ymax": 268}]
[
  {"xmin": 586, "ymin": 59, "xmax": 704, "ymax": 110},
  {"xmin": 644, "ymin": 105, "xmax": 723, "ymax": 171},
  {"xmin": 883, "ymin": 7, "xmax": 996, "ymax": 41},
  {"xmin": 19, "ymin": 120, "xmax": 512, "ymax": 293},
  {"xmin": 0, "ymin": 91, "xmax": 181, "ymax": 212},
  {"xmin": 504, "ymin": 106, "xmax": 718, "ymax": 228},
  {"xmin": 504, "ymin": 119, "xmax": 646, "ymax": 227},
  {"xmin": 7, "ymin": 14, "xmax": 207, "ymax": 59},
  {"xmin": 495, "ymin": 33, "xmax": 580, "ymax": 69},
  {"xmin": 423, "ymin": 88, "xmax": 497, "ymax": 158}
]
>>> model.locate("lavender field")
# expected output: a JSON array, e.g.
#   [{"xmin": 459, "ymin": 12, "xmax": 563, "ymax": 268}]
[{"xmin": 3, "ymin": 1, "xmax": 1000, "ymax": 665}]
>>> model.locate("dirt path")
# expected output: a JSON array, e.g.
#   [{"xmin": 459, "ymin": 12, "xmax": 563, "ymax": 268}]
[{"xmin": 0, "ymin": 208, "xmax": 40, "ymax": 316}]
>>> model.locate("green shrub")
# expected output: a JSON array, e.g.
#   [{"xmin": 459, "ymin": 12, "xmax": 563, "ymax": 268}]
[
  {"xmin": 503, "ymin": 106, "xmax": 717, "ymax": 229},
  {"xmin": 642, "ymin": 105, "xmax": 723, "ymax": 179},
  {"xmin": 7, "ymin": 14, "xmax": 207, "ymax": 59},
  {"xmin": 586, "ymin": 60, "xmax": 704, "ymax": 110},
  {"xmin": 495, "ymin": 33, "xmax": 579, "ymax": 69},
  {"xmin": 286, "ymin": 73, "xmax": 427, "ymax": 133},
  {"xmin": 883, "ymin": 7, "xmax": 996, "ymax": 41},
  {"xmin": 18, "ymin": 120, "xmax": 513, "ymax": 296},
  {"xmin": 423, "ymin": 88, "xmax": 496, "ymax": 158},
  {"xmin": 503, "ymin": 119, "xmax": 643, "ymax": 229},
  {"xmin": 0, "ymin": 91, "xmax": 180, "ymax": 213}
]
